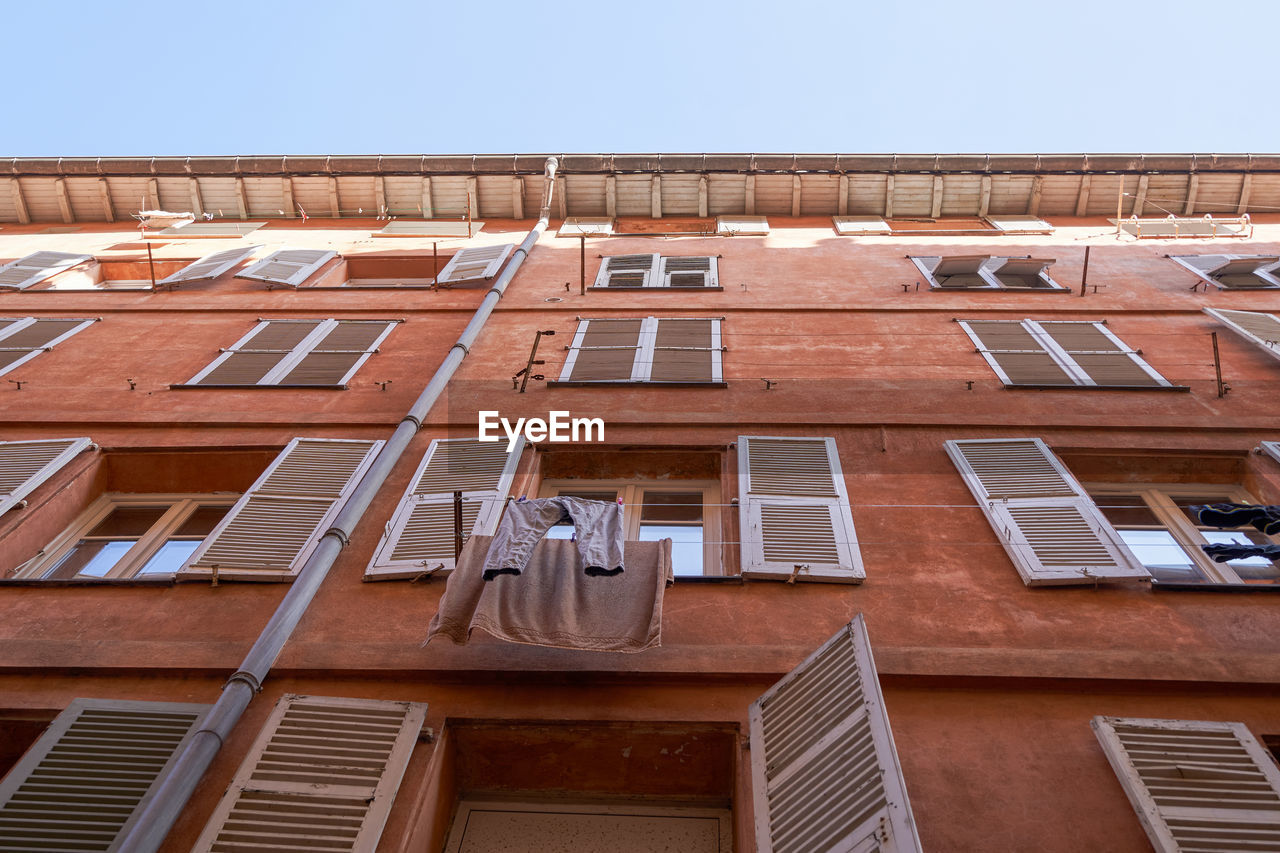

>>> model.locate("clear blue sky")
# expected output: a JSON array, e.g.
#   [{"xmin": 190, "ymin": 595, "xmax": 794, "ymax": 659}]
[{"xmin": 7, "ymin": 0, "xmax": 1277, "ymax": 156}]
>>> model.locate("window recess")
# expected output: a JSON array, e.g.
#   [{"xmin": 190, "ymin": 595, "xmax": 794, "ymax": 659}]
[
  {"xmin": 911, "ymin": 255, "xmax": 1066, "ymax": 291},
  {"xmin": 1172, "ymin": 254, "xmax": 1280, "ymax": 290},
  {"xmin": 592, "ymin": 254, "xmax": 720, "ymax": 289},
  {"xmin": 956, "ymin": 319, "xmax": 1180, "ymax": 388},
  {"xmin": 180, "ymin": 318, "xmax": 399, "ymax": 388},
  {"xmin": 555, "ymin": 317, "xmax": 724, "ymax": 385}
]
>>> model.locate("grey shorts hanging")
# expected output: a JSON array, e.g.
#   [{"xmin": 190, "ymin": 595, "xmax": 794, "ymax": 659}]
[{"xmin": 481, "ymin": 496, "xmax": 626, "ymax": 581}]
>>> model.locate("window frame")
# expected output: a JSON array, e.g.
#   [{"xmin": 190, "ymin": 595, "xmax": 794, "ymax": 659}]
[
  {"xmin": 591, "ymin": 255, "xmax": 720, "ymax": 290},
  {"xmin": 1085, "ymin": 482, "xmax": 1280, "ymax": 586},
  {"xmin": 14, "ymin": 492, "xmax": 240, "ymax": 580},
  {"xmin": 558, "ymin": 316, "xmax": 724, "ymax": 385},
  {"xmin": 536, "ymin": 477, "xmax": 723, "ymax": 576},
  {"xmin": 910, "ymin": 255, "xmax": 1067, "ymax": 291}
]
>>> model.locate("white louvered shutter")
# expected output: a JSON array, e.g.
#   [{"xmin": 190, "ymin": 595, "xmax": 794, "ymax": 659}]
[
  {"xmin": 651, "ymin": 318, "xmax": 722, "ymax": 382},
  {"xmin": 0, "ymin": 698, "xmax": 208, "ymax": 852},
  {"xmin": 366, "ymin": 437, "xmax": 525, "ymax": 579},
  {"xmin": 0, "ymin": 437, "xmax": 94, "ymax": 515},
  {"xmin": 738, "ymin": 436, "xmax": 863, "ymax": 583},
  {"xmin": 435, "ymin": 243, "xmax": 514, "ymax": 284},
  {"xmin": 958, "ymin": 320, "xmax": 1075, "ymax": 385},
  {"xmin": 192, "ymin": 695, "xmax": 426, "ymax": 853},
  {"xmin": 717, "ymin": 216, "xmax": 770, "ymax": 235},
  {"xmin": 1035, "ymin": 321, "xmax": 1171, "ymax": 387},
  {"xmin": 750, "ymin": 616, "xmax": 921, "ymax": 853},
  {"xmin": 157, "ymin": 245, "xmax": 261, "ymax": 286},
  {"xmin": 0, "ymin": 251, "xmax": 93, "ymax": 290},
  {"xmin": 833, "ymin": 216, "xmax": 892, "ymax": 235},
  {"xmin": 186, "ymin": 320, "xmax": 325, "ymax": 386},
  {"xmin": 594, "ymin": 254, "xmax": 659, "ymax": 288},
  {"xmin": 179, "ymin": 438, "xmax": 383, "ymax": 581},
  {"xmin": 277, "ymin": 320, "xmax": 397, "ymax": 387},
  {"xmin": 945, "ymin": 438, "xmax": 1147, "ymax": 585},
  {"xmin": 0, "ymin": 318, "xmax": 97, "ymax": 376},
  {"xmin": 236, "ymin": 248, "xmax": 337, "ymax": 286},
  {"xmin": 1091, "ymin": 716, "xmax": 1280, "ymax": 853},
  {"xmin": 1205, "ymin": 308, "xmax": 1280, "ymax": 364},
  {"xmin": 1261, "ymin": 441, "xmax": 1280, "ymax": 466},
  {"xmin": 660, "ymin": 256, "xmax": 718, "ymax": 288}
]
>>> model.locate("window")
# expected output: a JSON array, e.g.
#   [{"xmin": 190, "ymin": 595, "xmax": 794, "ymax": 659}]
[
  {"xmin": 912, "ymin": 255, "xmax": 1066, "ymax": 291},
  {"xmin": 235, "ymin": 248, "xmax": 338, "ymax": 287},
  {"xmin": 13, "ymin": 494, "xmax": 236, "ymax": 579},
  {"xmin": 593, "ymin": 254, "xmax": 719, "ymax": 289},
  {"xmin": 957, "ymin": 319, "xmax": 1178, "ymax": 388},
  {"xmin": 0, "ymin": 252, "xmax": 93, "ymax": 290},
  {"xmin": 1172, "ymin": 254, "xmax": 1280, "ymax": 290},
  {"xmin": 182, "ymin": 318, "xmax": 398, "ymax": 387},
  {"xmin": 557, "ymin": 317, "xmax": 724, "ymax": 384},
  {"xmin": 0, "ymin": 317, "xmax": 97, "ymax": 378},
  {"xmin": 538, "ymin": 479, "xmax": 721, "ymax": 577},
  {"xmin": 1088, "ymin": 484, "xmax": 1280, "ymax": 586}
]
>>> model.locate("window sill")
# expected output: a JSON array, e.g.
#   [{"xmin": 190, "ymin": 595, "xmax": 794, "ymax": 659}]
[
  {"xmin": 169, "ymin": 384, "xmax": 347, "ymax": 390},
  {"xmin": 932, "ymin": 286, "xmax": 1070, "ymax": 294},
  {"xmin": 1004, "ymin": 383, "xmax": 1191, "ymax": 392},
  {"xmin": 0, "ymin": 577, "xmax": 177, "ymax": 586},
  {"xmin": 1152, "ymin": 580, "xmax": 1280, "ymax": 594},
  {"xmin": 589, "ymin": 286, "xmax": 724, "ymax": 292},
  {"xmin": 672, "ymin": 574, "xmax": 744, "ymax": 584}
]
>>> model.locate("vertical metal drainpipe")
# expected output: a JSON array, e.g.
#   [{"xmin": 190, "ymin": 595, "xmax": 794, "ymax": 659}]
[{"xmin": 120, "ymin": 156, "xmax": 560, "ymax": 851}]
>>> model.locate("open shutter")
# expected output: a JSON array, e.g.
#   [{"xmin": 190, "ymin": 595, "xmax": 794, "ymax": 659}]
[
  {"xmin": 559, "ymin": 318, "xmax": 643, "ymax": 382},
  {"xmin": 1091, "ymin": 716, "xmax": 1280, "ymax": 853},
  {"xmin": 989, "ymin": 258, "xmax": 1062, "ymax": 290},
  {"xmin": 157, "ymin": 245, "xmax": 261, "ymax": 286},
  {"xmin": 945, "ymin": 438, "xmax": 1147, "ymax": 585},
  {"xmin": 1035, "ymin": 321, "xmax": 1172, "ymax": 387},
  {"xmin": 0, "ymin": 698, "xmax": 208, "ymax": 851},
  {"xmin": 717, "ymin": 216, "xmax": 770, "ymax": 235},
  {"xmin": 0, "ymin": 251, "xmax": 93, "ymax": 290},
  {"xmin": 1205, "ymin": 308, "xmax": 1280, "ymax": 364},
  {"xmin": 236, "ymin": 248, "xmax": 337, "ymax": 287},
  {"xmin": 1261, "ymin": 441, "xmax": 1280, "ymax": 466},
  {"xmin": 651, "ymin": 318, "xmax": 722, "ymax": 382},
  {"xmin": 179, "ymin": 438, "xmax": 382, "ymax": 581},
  {"xmin": 0, "ymin": 437, "xmax": 94, "ymax": 515},
  {"xmin": 366, "ymin": 437, "xmax": 525, "ymax": 579},
  {"xmin": 594, "ymin": 254, "xmax": 659, "ymax": 288},
  {"xmin": 435, "ymin": 243, "xmax": 514, "ymax": 284},
  {"xmin": 958, "ymin": 320, "xmax": 1076, "ymax": 384},
  {"xmin": 277, "ymin": 320, "xmax": 397, "ymax": 387},
  {"xmin": 750, "ymin": 616, "xmax": 921, "ymax": 853},
  {"xmin": 0, "ymin": 318, "xmax": 97, "ymax": 376},
  {"xmin": 984, "ymin": 214, "xmax": 1053, "ymax": 234},
  {"xmin": 192, "ymin": 695, "xmax": 426, "ymax": 853},
  {"xmin": 738, "ymin": 436, "xmax": 863, "ymax": 583},
  {"xmin": 833, "ymin": 216, "xmax": 892, "ymax": 236}
]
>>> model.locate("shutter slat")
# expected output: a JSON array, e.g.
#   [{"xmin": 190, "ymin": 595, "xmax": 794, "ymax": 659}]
[
  {"xmin": 0, "ymin": 438, "xmax": 94, "ymax": 516},
  {"xmin": 945, "ymin": 438, "xmax": 1147, "ymax": 585},
  {"xmin": 180, "ymin": 439, "xmax": 382, "ymax": 580},
  {"xmin": 739, "ymin": 436, "xmax": 864, "ymax": 583},
  {"xmin": 435, "ymin": 244, "xmax": 514, "ymax": 284},
  {"xmin": 191, "ymin": 695, "xmax": 426, "ymax": 853},
  {"xmin": 157, "ymin": 246, "xmax": 260, "ymax": 286},
  {"xmin": 750, "ymin": 616, "xmax": 922, "ymax": 853}
]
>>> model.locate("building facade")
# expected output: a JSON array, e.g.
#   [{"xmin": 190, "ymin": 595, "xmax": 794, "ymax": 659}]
[{"xmin": 0, "ymin": 154, "xmax": 1278, "ymax": 852}]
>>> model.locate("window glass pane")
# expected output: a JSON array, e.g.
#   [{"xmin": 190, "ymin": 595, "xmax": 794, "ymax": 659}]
[
  {"xmin": 1096, "ymin": 495, "xmax": 1162, "ymax": 527},
  {"xmin": 1115, "ymin": 529, "xmax": 1206, "ymax": 583},
  {"xmin": 44, "ymin": 540, "xmax": 136, "ymax": 579},
  {"xmin": 175, "ymin": 504, "xmax": 229, "ymax": 537},
  {"xmin": 1173, "ymin": 494, "xmax": 1237, "ymax": 527},
  {"xmin": 639, "ymin": 524, "xmax": 704, "ymax": 576},
  {"xmin": 137, "ymin": 540, "xmax": 202, "ymax": 575},
  {"xmin": 87, "ymin": 506, "xmax": 168, "ymax": 537},
  {"xmin": 640, "ymin": 491, "xmax": 702, "ymax": 524}
]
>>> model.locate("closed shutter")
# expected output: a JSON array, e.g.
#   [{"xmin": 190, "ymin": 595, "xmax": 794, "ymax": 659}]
[
  {"xmin": 0, "ymin": 437, "xmax": 94, "ymax": 515},
  {"xmin": 366, "ymin": 437, "xmax": 525, "ymax": 579},
  {"xmin": 0, "ymin": 251, "xmax": 93, "ymax": 290},
  {"xmin": 157, "ymin": 245, "xmax": 261, "ymax": 286},
  {"xmin": 1036, "ymin": 321, "xmax": 1170, "ymax": 387},
  {"xmin": 1205, "ymin": 308, "xmax": 1280, "ymax": 364},
  {"xmin": 0, "ymin": 317, "xmax": 97, "ymax": 376},
  {"xmin": 958, "ymin": 319, "xmax": 1074, "ymax": 384},
  {"xmin": 0, "ymin": 698, "xmax": 208, "ymax": 852},
  {"xmin": 959, "ymin": 320, "xmax": 1171, "ymax": 387},
  {"xmin": 560, "ymin": 318, "xmax": 644, "ymax": 382},
  {"xmin": 750, "ymin": 616, "xmax": 921, "ymax": 853},
  {"xmin": 179, "ymin": 438, "xmax": 383, "ymax": 581},
  {"xmin": 594, "ymin": 254, "xmax": 659, "ymax": 288},
  {"xmin": 660, "ymin": 256, "xmax": 718, "ymax": 288},
  {"xmin": 738, "ymin": 436, "xmax": 863, "ymax": 583},
  {"xmin": 945, "ymin": 438, "xmax": 1147, "ymax": 585},
  {"xmin": 435, "ymin": 243, "xmax": 514, "ymax": 284},
  {"xmin": 187, "ymin": 320, "xmax": 325, "ymax": 386},
  {"xmin": 236, "ymin": 248, "xmax": 337, "ymax": 287},
  {"xmin": 277, "ymin": 320, "xmax": 397, "ymax": 387},
  {"xmin": 1091, "ymin": 716, "xmax": 1280, "ymax": 853},
  {"xmin": 651, "ymin": 318, "xmax": 722, "ymax": 382},
  {"xmin": 192, "ymin": 695, "xmax": 426, "ymax": 853}
]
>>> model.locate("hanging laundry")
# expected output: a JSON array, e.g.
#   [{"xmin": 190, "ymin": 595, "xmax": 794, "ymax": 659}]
[
  {"xmin": 480, "ymin": 497, "xmax": 625, "ymax": 581},
  {"xmin": 1201, "ymin": 543, "xmax": 1280, "ymax": 563},
  {"xmin": 1192, "ymin": 503, "xmax": 1280, "ymax": 536}
]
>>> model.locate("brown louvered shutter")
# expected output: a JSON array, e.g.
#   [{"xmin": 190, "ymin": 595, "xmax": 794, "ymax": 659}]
[
  {"xmin": 651, "ymin": 319, "xmax": 720, "ymax": 382},
  {"xmin": 0, "ymin": 318, "xmax": 97, "ymax": 374},
  {"xmin": 179, "ymin": 438, "xmax": 382, "ymax": 581},
  {"xmin": 0, "ymin": 698, "xmax": 207, "ymax": 851},
  {"xmin": 958, "ymin": 320, "xmax": 1075, "ymax": 385},
  {"xmin": 191, "ymin": 695, "xmax": 426, "ymax": 853},
  {"xmin": 945, "ymin": 438, "xmax": 1147, "ymax": 585},
  {"xmin": 157, "ymin": 245, "xmax": 261, "ymax": 286},
  {"xmin": 1205, "ymin": 308, "xmax": 1280, "ymax": 364},
  {"xmin": 0, "ymin": 437, "xmax": 94, "ymax": 515},
  {"xmin": 750, "ymin": 616, "xmax": 921, "ymax": 853},
  {"xmin": 1091, "ymin": 716, "xmax": 1280, "ymax": 853},
  {"xmin": 190, "ymin": 320, "xmax": 323, "ymax": 386},
  {"xmin": 737, "ymin": 436, "xmax": 863, "ymax": 583},
  {"xmin": 236, "ymin": 248, "xmax": 337, "ymax": 287},
  {"xmin": 594, "ymin": 254, "xmax": 659, "ymax": 288},
  {"xmin": 561, "ymin": 319, "xmax": 643, "ymax": 381},
  {"xmin": 660, "ymin": 256, "xmax": 717, "ymax": 287},
  {"xmin": 278, "ymin": 320, "xmax": 396, "ymax": 386},
  {"xmin": 1037, "ymin": 321, "xmax": 1169, "ymax": 387},
  {"xmin": 366, "ymin": 437, "xmax": 524, "ymax": 579},
  {"xmin": 435, "ymin": 243, "xmax": 514, "ymax": 284},
  {"xmin": 0, "ymin": 251, "xmax": 93, "ymax": 290}
]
